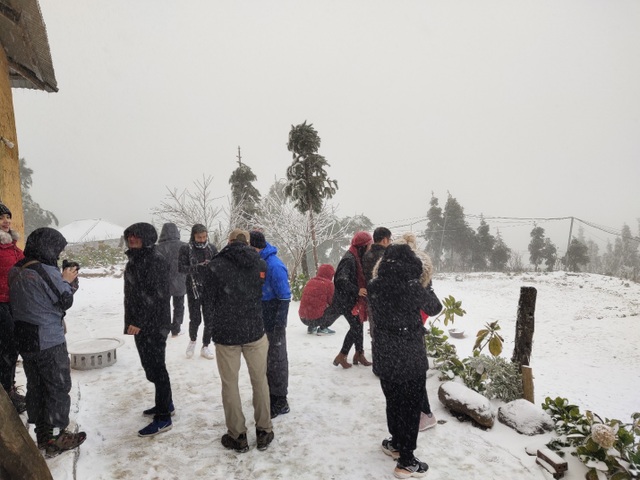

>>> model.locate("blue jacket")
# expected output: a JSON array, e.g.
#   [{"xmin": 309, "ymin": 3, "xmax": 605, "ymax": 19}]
[
  {"xmin": 259, "ymin": 243, "xmax": 291, "ymax": 302},
  {"xmin": 259, "ymin": 243, "xmax": 291, "ymax": 332}
]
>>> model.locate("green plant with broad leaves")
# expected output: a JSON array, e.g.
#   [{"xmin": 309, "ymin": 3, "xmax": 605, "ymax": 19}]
[
  {"xmin": 473, "ymin": 321, "xmax": 504, "ymax": 357},
  {"xmin": 433, "ymin": 295, "xmax": 466, "ymax": 326},
  {"xmin": 542, "ymin": 396, "xmax": 640, "ymax": 479}
]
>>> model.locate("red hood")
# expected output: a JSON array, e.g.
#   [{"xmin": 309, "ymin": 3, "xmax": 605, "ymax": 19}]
[{"xmin": 317, "ymin": 263, "xmax": 335, "ymax": 280}]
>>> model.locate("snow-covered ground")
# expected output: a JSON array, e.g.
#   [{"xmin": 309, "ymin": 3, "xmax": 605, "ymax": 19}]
[{"xmin": 15, "ymin": 271, "xmax": 640, "ymax": 479}]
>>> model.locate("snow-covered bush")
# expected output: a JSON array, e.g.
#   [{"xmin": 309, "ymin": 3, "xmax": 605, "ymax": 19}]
[
  {"xmin": 462, "ymin": 355, "xmax": 523, "ymax": 402},
  {"xmin": 543, "ymin": 397, "xmax": 640, "ymax": 479}
]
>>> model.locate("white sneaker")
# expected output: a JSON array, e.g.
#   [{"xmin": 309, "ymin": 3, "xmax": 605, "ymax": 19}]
[
  {"xmin": 419, "ymin": 412, "xmax": 437, "ymax": 431},
  {"xmin": 200, "ymin": 346, "xmax": 214, "ymax": 360},
  {"xmin": 185, "ymin": 341, "xmax": 196, "ymax": 359}
]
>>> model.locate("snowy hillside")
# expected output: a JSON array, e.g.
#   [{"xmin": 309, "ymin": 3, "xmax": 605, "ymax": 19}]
[{"xmin": 15, "ymin": 271, "xmax": 639, "ymax": 480}]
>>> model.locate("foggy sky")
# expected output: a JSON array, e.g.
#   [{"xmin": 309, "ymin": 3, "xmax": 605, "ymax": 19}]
[{"xmin": 11, "ymin": 0, "xmax": 640, "ymax": 253}]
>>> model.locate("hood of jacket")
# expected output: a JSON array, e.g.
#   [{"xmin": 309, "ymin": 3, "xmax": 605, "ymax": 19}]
[
  {"xmin": 0, "ymin": 229, "xmax": 19, "ymax": 245},
  {"xmin": 124, "ymin": 222, "xmax": 158, "ymax": 248},
  {"xmin": 317, "ymin": 263, "xmax": 335, "ymax": 281},
  {"xmin": 219, "ymin": 241, "xmax": 262, "ymax": 269},
  {"xmin": 376, "ymin": 244, "xmax": 423, "ymax": 284},
  {"xmin": 158, "ymin": 223, "xmax": 180, "ymax": 243},
  {"xmin": 24, "ymin": 227, "xmax": 67, "ymax": 266},
  {"xmin": 259, "ymin": 242, "xmax": 278, "ymax": 260}
]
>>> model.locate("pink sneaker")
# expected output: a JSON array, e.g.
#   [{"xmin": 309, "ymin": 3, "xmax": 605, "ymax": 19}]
[{"xmin": 419, "ymin": 412, "xmax": 437, "ymax": 431}]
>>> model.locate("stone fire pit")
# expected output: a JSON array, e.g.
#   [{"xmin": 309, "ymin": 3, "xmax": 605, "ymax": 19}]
[{"xmin": 68, "ymin": 337, "xmax": 124, "ymax": 370}]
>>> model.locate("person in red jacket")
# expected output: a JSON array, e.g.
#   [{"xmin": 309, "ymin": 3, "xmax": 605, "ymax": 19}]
[
  {"xmin": 0, "ymin": 203, "xmax": 26, "ymax": 413},
  {"xmin": 298, "ymin": 264, "xmax": 337, "ymax": 336}
]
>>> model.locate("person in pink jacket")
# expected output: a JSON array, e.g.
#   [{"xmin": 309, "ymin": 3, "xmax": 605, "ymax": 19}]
[
  {"xmin": 0, "ymin": 203, "xmax": 26, "ymax": 413},
  {"xmin": 298, "ymin": 264, "xmax": 336, "ymax": 335}
]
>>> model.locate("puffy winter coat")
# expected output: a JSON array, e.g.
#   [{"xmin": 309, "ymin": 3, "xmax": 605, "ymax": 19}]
[
  {"xmin": 299, "ymin": 264, "xmax": 335, "ymax": 320},
  {"xmin": 10, "ymin": 228, "xmax": 74, "ymax": 352},
  {"xmin": 156, "ymin": 223, "xmax": 187, "ymax": 296},
  {"xmin": 368, "ymin": 244, "xmax": 442, "ymax": 383},
  {"xmin": 332, "ymin": 251, "xmax": 361, "ymax": 312},
  {"xmin": 123, "ymin": 223, "xmax": 171, "ymax": 334},
  {"xmin": 0, "ymin": 229, "xmax": 24, "ymax": 303},
  {"xmin": 204, "ymin": 241, "xmax": 266, "ymax": 345},
  {"xmin": 362, "ymin": 244, "xmax": 385, "ymax": 284},
  {"xmin": 259, "ymin": 243, "xmax": 291, "ymax": 302}
]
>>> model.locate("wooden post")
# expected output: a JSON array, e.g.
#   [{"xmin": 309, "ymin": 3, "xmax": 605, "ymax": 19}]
[
  {"xmin": 0, "ymin": 46, "xmax": 26, "ymax": 248},
  {"xmin": 0, "ymin": 389, "xmax": 53, "ymax": 479},
  {"xmin": 512, "ymin": 286, "xmax": 537, "ymax": 403}
]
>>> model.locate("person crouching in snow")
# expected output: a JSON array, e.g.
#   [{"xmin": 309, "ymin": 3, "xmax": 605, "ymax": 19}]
[
  {"xmin": 123, "ymin": 223, "xmax": 174, "ymax": 437},
  {"xmin": 368, "ymin": 244, "xmax": 440, "ymax": 478},
  {"xmin": 298, "ymin": 264, "xmax": 337, "ymax": 335}
]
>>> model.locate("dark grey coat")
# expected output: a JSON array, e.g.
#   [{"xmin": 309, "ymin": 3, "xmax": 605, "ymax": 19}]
[{"xmin": 156, "ymin": 223, "xmax": 187, "ymax": 297}]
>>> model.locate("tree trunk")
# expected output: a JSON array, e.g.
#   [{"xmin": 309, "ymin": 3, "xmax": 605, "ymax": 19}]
[
  {"xmin": 511, "ymin": 286, "xmax": 537, "ymax": 367},
  {"xmin": 0, "ymin": 389, "xmax": 53, "ymax": 479},
  {"xmin": 308, "ymin": 210, "xmax": 319, "ymax": 274}
]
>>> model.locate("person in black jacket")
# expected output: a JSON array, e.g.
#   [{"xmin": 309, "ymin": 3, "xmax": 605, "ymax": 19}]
[
  {"xmin": 362, "ymin": 227, "xmax": 391, "ymax": 283},
  {"xmin": 368, "ymin": 244, "xmax": 442, "ymax": 479},
  {"xmin": 203, "ymin": 228, "xmax": 274, "ymax": 453},
  {"xmin": 178, "ymin": 224, "xmax": 218, "ymax": 359},
  {"xmin": 156, "ymin": 223, "xmax": 187, "ymax": 337},
  {"xmin": 123, "ymin": 222, "xmax": 174, "ymax": 437},
  {"xmin": 329, "ymin": 231, "xmax": 373, "ymax": 369}
]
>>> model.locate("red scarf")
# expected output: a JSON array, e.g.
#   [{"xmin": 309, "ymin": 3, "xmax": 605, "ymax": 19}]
[{"xmin": 348, "ymin": 245, "xmax": 368, "ymax": 323}]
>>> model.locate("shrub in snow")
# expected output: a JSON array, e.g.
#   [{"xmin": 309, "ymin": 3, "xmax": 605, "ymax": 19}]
[
  {"xmin": 542, "ymin": 396, "xmax": 640, "ymax": 480},
  {"xmin": 462, "ymin": 354, "xmax": 523, "ymax": 402}
]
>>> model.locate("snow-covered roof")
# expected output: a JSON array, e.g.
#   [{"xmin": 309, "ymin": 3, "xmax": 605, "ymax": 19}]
[{"xmin": 57, "ymin": 219, "xmax": 125, "ymax": 243}]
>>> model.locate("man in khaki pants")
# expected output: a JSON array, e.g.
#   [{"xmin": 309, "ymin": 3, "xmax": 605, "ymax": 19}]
[{"xmin": 203, "ymin": 228, "xmax": 274, "ymax": 452}]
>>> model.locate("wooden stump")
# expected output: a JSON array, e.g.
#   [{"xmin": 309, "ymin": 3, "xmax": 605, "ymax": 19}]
[{"xmin": 0, "ymin": 389, "xmax": 53, "ymax": 480}]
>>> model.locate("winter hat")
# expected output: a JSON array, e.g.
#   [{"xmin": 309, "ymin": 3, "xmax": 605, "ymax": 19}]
[
  {"xmin": 228, "ymin": 228, "xmax": 250, "ymax": 245},
  {"xmin": 123, "ymin": 222, "xmax": 158, "ymax": 247},
  {"xmin": 24, "ymin": 227, "xmax": 67, "ymax": 266},
  {"xmin": 351, "ymin": 231, "xmax": 373, "ymax": 248},
  {"xmin": 0, "ymin": 203, "xmax": 11, "ymax": 218},
  {"xmin": 249, "ymin": 231, "xmax": 267, "ymax": 249}
]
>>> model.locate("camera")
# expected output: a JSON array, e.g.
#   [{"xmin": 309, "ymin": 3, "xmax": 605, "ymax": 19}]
[{"xmin": 62, "ymin": 259, "xmax": 80, "ymax": 271}]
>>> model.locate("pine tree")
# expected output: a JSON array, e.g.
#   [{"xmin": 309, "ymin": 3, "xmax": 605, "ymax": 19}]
[
  {"xmin": 424, "ymin": 193, "xmax": 444, "ymax": 270},
  {"xmin": 284, "ymin": 121, "xmax": 338, "ymax": 272},
  {"xmin": 541, "ymin": 238, "xmax": 558, "ymax": 272},
  {"xmin": 228, "ymin": 147, "xmax": 261, "ymax": 230},
  {"xmin": 490, "ymin": 231, "xmax": 511, "ymax": 271},
  {"xmin": 564, "ymin": 237, "xmax": 590, "ymax": 272},
  {"xmin": 472, "ymin": 215, "xmax": 495, "ymax": 271},
  {"xmin": 528, "ymin": 226, "xmax": 546, "ymax": 271},
  {"xmin": 442, "ymin": 193, "xmax": 474, "ymax": 270},
  {"xmin": 20, "ymin": 158, "xmax": 58, "ymax": 236}
]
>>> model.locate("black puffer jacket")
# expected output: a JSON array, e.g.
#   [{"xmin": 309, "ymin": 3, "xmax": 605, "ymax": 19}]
[
  {"xmin": 123, "ymin": 223, "xmax": 171, "ymax": 334},
  {"xmin": 156, "ymin": 223, "xmax": 187, "ymax": 296},
  {"xmin": 204, "ymin": 241, "xmax": 266, "ymax": 345},
  {"xmin": 332, "ymin": 250, "xmax": 361, "ymax": 312},
  {"xmin": 368, "ymin": 244, "xmax": 442, "ymax": 382}
]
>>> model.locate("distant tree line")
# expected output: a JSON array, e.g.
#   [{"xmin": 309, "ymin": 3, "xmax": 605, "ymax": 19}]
[{"xmin": 20, "ymin": 123, "xmax": 640, "ymax": 283}]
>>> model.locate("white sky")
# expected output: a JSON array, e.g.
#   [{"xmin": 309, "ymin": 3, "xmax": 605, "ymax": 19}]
[{"xmin": 12, "ymin": 0, "xmax": 640, "ymax": 253}]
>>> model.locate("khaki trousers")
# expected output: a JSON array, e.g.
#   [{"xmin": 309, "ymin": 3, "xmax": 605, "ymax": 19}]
[{"xmin": 215, "ymin": 334, "xmax": 272, "ymax": 439}]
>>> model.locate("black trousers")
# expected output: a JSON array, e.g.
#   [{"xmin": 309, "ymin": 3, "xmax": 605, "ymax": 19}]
[
  {"xmin": 340, "ymin": 311, "xmax": 364, "ymax": 356},
  {"xmin": 187, "ymin": 294, "xmax": 213, "ymax": 345},
  {"xmin": 0, "ymin": 303, "xmax": 18, "ymax": 392},
  {"xmin": 135, "ymin": 331, "xmax": 172, "ymax": 420},
  {"xmin": 170, "ymin": 295, "xmax": 185, "ymax": 335},
  {"xmin": 380, "ymin": 373, "xmax": 425, "ymax": 462},
  {"xmin": 22, "ymin": 342, "xmax": 72, "ymax": 430}
]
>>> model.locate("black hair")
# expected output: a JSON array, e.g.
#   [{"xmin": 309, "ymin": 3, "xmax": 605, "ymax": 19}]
[{"xmin": 373, "ymin": 227, "xmax": 392, "ymax": 243}]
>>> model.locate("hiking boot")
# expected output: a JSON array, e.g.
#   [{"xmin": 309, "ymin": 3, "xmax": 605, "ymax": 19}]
[
  {"xmin": 394, "ymin": 457, "xmax": 429, "ymax": 478},
  {"xmin": 419, "ymin": 412, "xmax": 437, "ymax": 431},
  {"xmin": 381, "ymin": 437, "xmax": 400, "ymax": 460},
  {"xmin": 316, "ymin": 327, "xmax": 335, "ymax": 336},
  {"xmin": 270, "ymin": 397, "xmax": 290, "ymax": 419},
  {"xmin": 201, "ymin": 345, "xmax": 215, "ymax": 360},
  {"xmin": 256, "ymin": 429, "xmax": 274, "ymax": 451},
  {"xmin": 8, "ymin": 386, "xmax": 26, "ymax": 414},
  {"xmin": 307, "ymin": 326, "xmax": 318, "ymax": 334},
  {"xmin": 143, "ymin": 402, "xmax": 175, "ymax": 417},
  {"xmin": 45, "ymin": 430, "xmax": 87, "ymax": 457},
  {"xmin": 36, "ymin": 426, "xmax": 54, "ymax": 450},
  {"xmin": 138, "ymin": 418, "xmax": 172, "ymax": 437},
  {"xmin": 186, "ymin": 341, "xmax": 196, "ymax": 358},
  {"xmin": 221, "ymin": 432, "xmax": 249, "ymax": 453}
]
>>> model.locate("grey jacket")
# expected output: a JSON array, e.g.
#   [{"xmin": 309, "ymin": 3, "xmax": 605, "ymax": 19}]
[{"xmin": 156, "ymin": 223, "xmax": 187, "ymax": 296}]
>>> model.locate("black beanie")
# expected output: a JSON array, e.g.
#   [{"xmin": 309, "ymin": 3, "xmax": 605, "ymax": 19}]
[
  {"xmin": 0, "ymin": 203, "xmax": 11, "ymax": 218},
  {"xmin": 249, "ymin": 230, "xmax": 267, "ymax": 249}
]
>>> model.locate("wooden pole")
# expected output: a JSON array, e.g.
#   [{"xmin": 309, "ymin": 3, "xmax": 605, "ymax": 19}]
[
  {"xmin": 0, "ymin": 389, "xmax": 53, "ymax": 479},
  {"xmin": 0, "ymin": 46, "xmax": 26, "ymax": 248},
  {"xmin": 512, "ymin": 286, "xmax": 537, "ymax": 403}
]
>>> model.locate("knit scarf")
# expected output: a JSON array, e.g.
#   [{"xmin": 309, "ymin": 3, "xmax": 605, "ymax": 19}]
[{"xmin": 348, "ymin": 245, "xmax": 368, "ymax": 323}]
